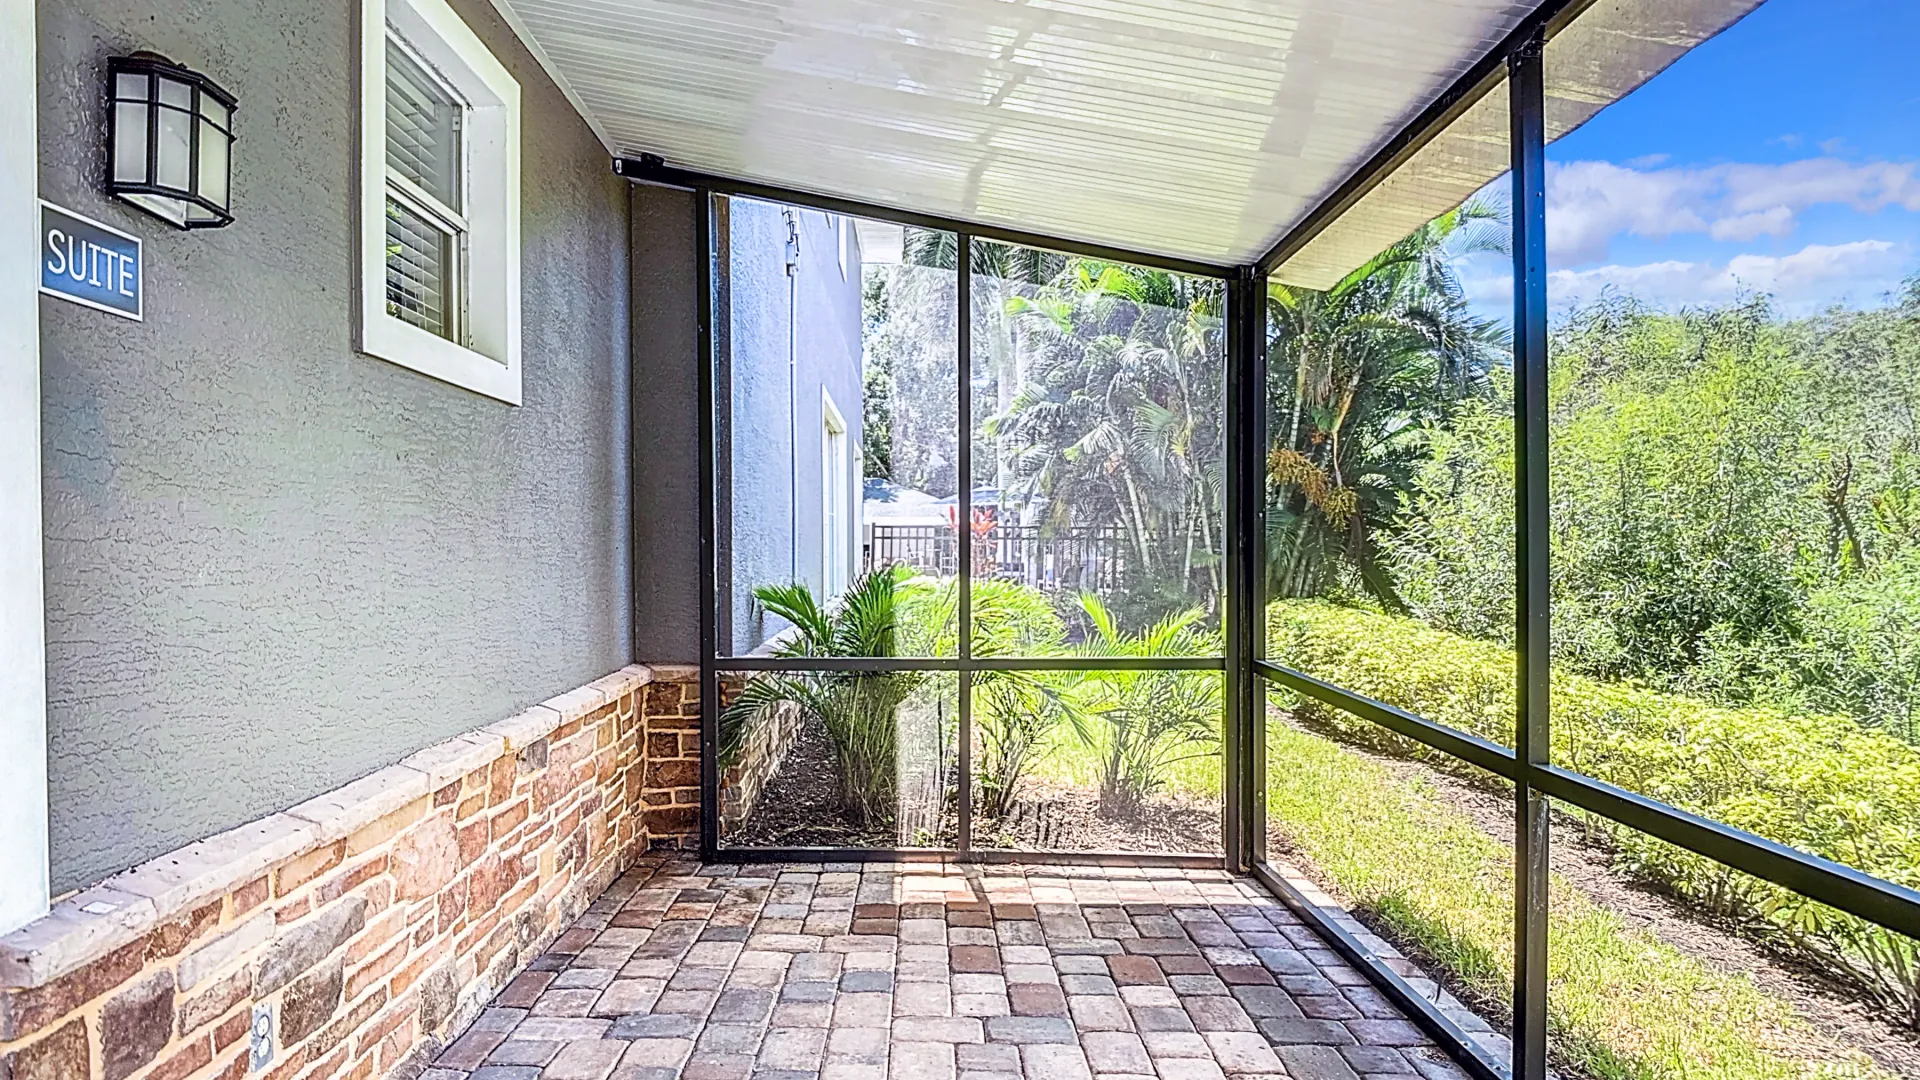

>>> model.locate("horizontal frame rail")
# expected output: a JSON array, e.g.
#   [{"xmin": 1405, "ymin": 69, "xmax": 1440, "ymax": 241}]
[
  {"xmin": 719, "ymin": 656, "xmax": 1226, "ymax": 672},
  {"xmin": 1251, "ymin": 663, "xmax": 1920, "ymax": 942},
  {"xmin": 615, "ymin": 157, "xmax": 1235, "ymax": 281},
  {"xmin": 1531, "ymin": 766, "xmax": 1920, "ymax": 940},
  {"xmin": 1251, "ymin": 863, "xmax": 1510, "ymax": 1080},
  {"xmin": 705, "ymin": 847, "xmax": 1226, "ymax": 869},
  {"xmin": 1255, "ymin": 660, "xmax": 1518, "ymax": 778}
]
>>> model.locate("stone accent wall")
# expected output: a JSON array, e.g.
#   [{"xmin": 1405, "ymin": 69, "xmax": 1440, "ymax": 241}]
[
  {"xmin": 0, "ymin": 664, "xmax": 702, "ymax": 1080},
  {"xmin": 715, "ymin": 675, "xmax": 804, "ymax": 837}
]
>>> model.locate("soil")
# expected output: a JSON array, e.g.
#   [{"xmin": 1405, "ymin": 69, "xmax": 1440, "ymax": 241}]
[
  {"xmin": 1270, "ymin": 708, "xmax": 1920, "ymax": 1079},
  {"xmin": 974, "ymin": 777, "xmax": 1222, "ymax": 854},
  {"xmin": 723, "ymin": 713, "xmax": 1219, "ymax": 855},
  {"xmin": 722, "ymin": 713, "xmax": 958, "ymax": 849}
]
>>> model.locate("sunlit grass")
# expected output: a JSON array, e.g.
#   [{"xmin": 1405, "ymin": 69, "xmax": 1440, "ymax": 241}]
[
  {"xmin": 1018, "ymin": 714, "xmax": 1223, "ymax": 800},
  {"xmin": 1262, "ymin": 716, "xmax": 1888, "ymax": 1080}
]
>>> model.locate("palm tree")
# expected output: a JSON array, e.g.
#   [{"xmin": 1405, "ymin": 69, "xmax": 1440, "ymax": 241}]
[
  {"xmin": 718, "ymin": 568, "xmax": 932, "ymax": 828},
  {"xmin": 897, "ymin": 231, "xmax": 1066, "ymax": 495},
  {"xmin": 984, "ymin": 262, "xmax": 1227, "ymax": 628},
  {"xmin": 1266, "ymin": 199, "xmax": 1510, "ymax": 608},
  {"xmin": 1068, "ymin": 595, "xmax": 1221, "ymax": 812}
]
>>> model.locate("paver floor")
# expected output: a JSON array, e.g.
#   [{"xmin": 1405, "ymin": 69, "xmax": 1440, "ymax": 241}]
[{"xmin": 426, "ymin": 858, "xmax": 1478, "ymax": 1080}]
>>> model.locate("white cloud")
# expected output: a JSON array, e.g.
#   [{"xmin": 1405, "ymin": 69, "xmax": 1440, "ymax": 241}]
[
  {"xmin": 1546, "ymin": 157, "xmax": 1920, "ymax": 266},
  {"xmin": 1545, "ymin": 240, "xmax": 1904, "ymax": 313},
  {"xmin": 1730, "ymin": 239, "xmax": 1899, "ymax": 291},
  {"xmin": 1708, "ymin": 205, "xmax": 1794, "ymax": 242}
]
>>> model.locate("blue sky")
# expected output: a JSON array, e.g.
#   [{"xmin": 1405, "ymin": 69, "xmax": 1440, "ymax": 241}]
[{"xmin": 1464, "ymin": 0, "xmax": 1920, "ymax": 320}]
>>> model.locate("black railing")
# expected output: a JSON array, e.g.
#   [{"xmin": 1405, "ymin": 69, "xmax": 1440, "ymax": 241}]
[
  {"xmin": 865, "ymin": 524, "xmax": 957, "ymax": 577},
  {"xmin": 865, "ymin": 522, "xmax": 1129, "ymax": 593}
]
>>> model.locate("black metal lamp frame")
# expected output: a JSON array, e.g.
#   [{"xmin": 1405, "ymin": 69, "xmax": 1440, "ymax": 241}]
[
  {"xmin": 107, "ymin": 53, "xmax": 237, "ymax": 230},
  {"xmin": 615, "ymin": 2, "xmax": 1920, "ymax": 1078}
]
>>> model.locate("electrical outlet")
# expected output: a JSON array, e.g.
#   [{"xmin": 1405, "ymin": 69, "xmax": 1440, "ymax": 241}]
[{"xmin": 249, "ymin": 1003, "xmax": 275, "ymax": 1073}]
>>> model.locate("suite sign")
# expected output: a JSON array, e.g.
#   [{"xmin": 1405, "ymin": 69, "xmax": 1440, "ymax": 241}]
[{"xmin": 40, "ymin": 201, "xmax": 142, "ymax": 320}]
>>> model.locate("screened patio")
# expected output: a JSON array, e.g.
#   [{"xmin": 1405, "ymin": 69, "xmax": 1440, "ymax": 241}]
[{"xmin": 442, "ymin": 1, "xmax": 1920, "ymax": 1078}]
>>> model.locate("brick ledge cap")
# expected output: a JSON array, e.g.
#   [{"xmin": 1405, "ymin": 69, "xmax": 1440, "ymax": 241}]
[{"xmin": 0, "ymin": 661, "xmax": 672, "ymax": 990}]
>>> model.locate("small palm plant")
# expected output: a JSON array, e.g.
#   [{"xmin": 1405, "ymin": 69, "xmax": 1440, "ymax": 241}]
[
  {"xmin": 720, "ymin": 567, "xmax": 930, "ymax": 828},
  {"xmin": 966, "ymin": 581, "xmax": 1077, "ymax": 817},
  {"xmin": 1070, "ymin": 595, "xmax": 1222, "ymax": 813},
  {"xmin": 894, "ymin": 577, "xmax": 1078, "ymax": 818}
]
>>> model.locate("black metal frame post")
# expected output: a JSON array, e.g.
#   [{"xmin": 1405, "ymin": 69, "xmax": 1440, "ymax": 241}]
[
  {"xmin": 956, "ymin": 233, "xmax": 974, "ymax": 855},
  {"xmin": 1224, "ymin": 268, "xmax": 1266, "ymax": 873},
  {"xmin": 695, "ymin": 187, "xmax": 721, "ymax": 862},
  {"xmin": 1509, "ymin": 36, "xmax": 1551, "ymax": 1080},
  {"xmin": 1245, "ymin": 270, "xmax": 1269, "ymax": 868},
  {"xmin": 1222, "ymin": 273, "xmax": 1246, "ymax": 871}
]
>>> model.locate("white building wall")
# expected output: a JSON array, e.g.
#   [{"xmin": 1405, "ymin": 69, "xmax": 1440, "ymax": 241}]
[{"xmin": 0, "ymin": 0, "xmax": 50, "ymax": 933}]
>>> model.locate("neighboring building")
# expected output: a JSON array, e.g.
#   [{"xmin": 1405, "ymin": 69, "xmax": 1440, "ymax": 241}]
[{"xmin": 716, "ymin": 200, "xmax": 865, "ymax": 656}]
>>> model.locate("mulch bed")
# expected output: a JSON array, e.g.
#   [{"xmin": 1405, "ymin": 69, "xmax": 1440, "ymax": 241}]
[
  {"xmin": 722, "ymin": 714, "xmax": 1219, "ymax": 856},
  {"xmin": 721, "ymin": 713, "xmax": 955, "ymax": 848},
  {"xmin": 973, "ymin": 777, "xmax": 1221, "ymax": 854}
]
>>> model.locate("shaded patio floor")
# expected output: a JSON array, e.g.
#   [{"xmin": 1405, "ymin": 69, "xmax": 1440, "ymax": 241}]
[{"xmin": 425, "ymin": 858, "xmax": 1484, "ymax": 1080}]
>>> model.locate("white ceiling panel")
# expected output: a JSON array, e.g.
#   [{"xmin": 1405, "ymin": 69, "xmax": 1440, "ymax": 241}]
[{"xmin": 492, "ymin": 0, "xmax": 1543, "ymax": 266}]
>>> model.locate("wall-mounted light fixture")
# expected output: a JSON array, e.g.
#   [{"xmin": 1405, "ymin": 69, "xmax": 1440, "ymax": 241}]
[{"xmin": 107, "ymin": 53, "xmax": 237, "ymax": 229}]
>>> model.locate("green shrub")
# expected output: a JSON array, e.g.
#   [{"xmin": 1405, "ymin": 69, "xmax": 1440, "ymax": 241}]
[
  {"xmin": 1072, "ymin": 595, "xmax": 1222, "ymax": 811},
  {"xmin": 958, "ymin": 579, "xmax": 1076, "ymax": 817},
  {"xmin": 1269, "ymin": 599, "xmax": 1920, "ymax": 1025}
]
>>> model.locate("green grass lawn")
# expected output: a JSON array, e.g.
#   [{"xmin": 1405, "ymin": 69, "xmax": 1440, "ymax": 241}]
[
  {"xmin": 1018, "ymin": 714, "xmax": 1223, "ymax": 799},
  {"xmin": 1262, "ymin": 715, "xmax": 1888, "ymax": 1080}
]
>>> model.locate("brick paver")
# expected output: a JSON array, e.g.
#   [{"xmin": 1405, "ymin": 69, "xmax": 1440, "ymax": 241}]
[{"xmin": 427, "ymin": 861, "xmax": 1480, "ymax": 1080}]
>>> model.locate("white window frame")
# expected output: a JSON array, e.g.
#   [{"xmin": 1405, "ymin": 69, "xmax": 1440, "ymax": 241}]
[
  {"xmin": 359, "ymin": 0, "xmax": 521, "ymax": 404},
  {"xmin": 822, "ymin": 389, "xmax": 851, "ymax": 598}
]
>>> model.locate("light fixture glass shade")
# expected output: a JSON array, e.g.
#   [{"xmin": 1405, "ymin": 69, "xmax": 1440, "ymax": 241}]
[{"xmin": 106, "ymin": 54, "xmax": 237, "ymax": 229}]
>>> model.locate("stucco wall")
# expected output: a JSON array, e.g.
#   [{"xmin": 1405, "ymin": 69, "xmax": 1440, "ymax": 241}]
[
  {"xmin": 37, "ymin": 0, "xmax": 631, "ymax": 891},
  {"xmin": 722, "ymin": 199, "xmax": 865, "ymax": 655},
  {"xmin": 629, "ymin": 187, "xmax": 701, "ymax": 665}
]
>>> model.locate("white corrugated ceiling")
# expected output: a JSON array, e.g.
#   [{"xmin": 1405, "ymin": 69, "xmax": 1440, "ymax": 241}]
[{"xmin": 490, "ymin": 0, "xmax": 1541, "ymax": 266}]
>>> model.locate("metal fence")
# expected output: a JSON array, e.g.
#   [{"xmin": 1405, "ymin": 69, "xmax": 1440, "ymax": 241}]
[{"xmin": 865, "ymin": 523, "xmax": 1128, "ymax": 593}]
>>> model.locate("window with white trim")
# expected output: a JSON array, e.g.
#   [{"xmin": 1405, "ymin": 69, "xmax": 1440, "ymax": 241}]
[{"xmin": 359, "ymin": 0, "xmax": 521, "ymax": 403}]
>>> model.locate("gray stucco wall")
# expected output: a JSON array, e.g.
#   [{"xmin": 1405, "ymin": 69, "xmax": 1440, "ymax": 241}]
[
  {"xmin": 722, "ymin": 199, "xmax": 864, "ymax": 655},
  {"xmin": 38, "ymin": 0, "xmax": 631, "ymax": 891},
  {"xmin": 630, "ymin": 186, "xmax": 700, "ymax": 664}
]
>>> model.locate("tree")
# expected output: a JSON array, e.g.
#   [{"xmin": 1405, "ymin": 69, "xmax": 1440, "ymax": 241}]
[
  {"xmin": 983, "ymin": 261, "xmax": 1227, "ymax": 629},
  {"xmin": 718, "ymin": 568, "xmax": 933, "ymax": 828},
  {"xmin": 1265, "ymin": 199, "xmax": 1510, "ymax": 609}
]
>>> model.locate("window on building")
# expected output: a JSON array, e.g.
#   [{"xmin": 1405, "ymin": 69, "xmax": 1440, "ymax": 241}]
[
  {"xmin": 838, "ymin": 216, "xmax": 855, "ymax": 280},
  {"xmin": 822, "ymin": 390, "xmax": 851, "ymax": 598},
  {"xmin": 384, "ymin": 41, "xmax": 463, "ymax": 340},
  {"xmin": 358, "ymin": 0, "xmax": 521, "ymax": 403}
]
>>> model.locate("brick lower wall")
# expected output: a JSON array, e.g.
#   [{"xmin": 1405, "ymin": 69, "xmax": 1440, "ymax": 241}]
[
  {"xmin": 636, "ymin": 680, "xmax": 701, "ymax": 846},
  {"xmin": 0, "ymin": 664, "xmax": 701, "ymax": 1080}
]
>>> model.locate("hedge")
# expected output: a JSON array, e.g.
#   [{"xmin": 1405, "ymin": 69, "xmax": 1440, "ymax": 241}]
[{"xmin": 1268, "ymin": 599, "xmax": 1920, "ymax": 1025}]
